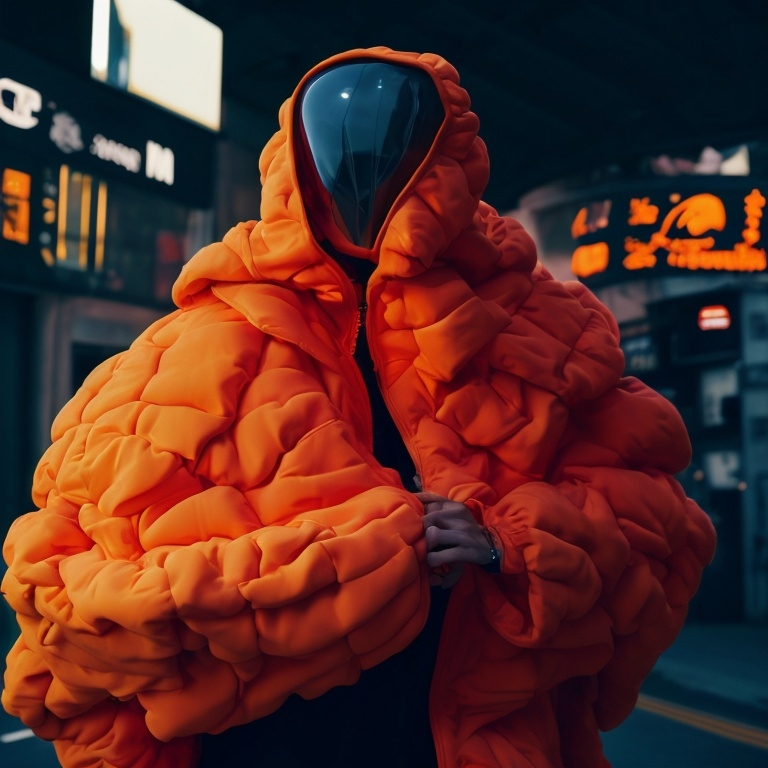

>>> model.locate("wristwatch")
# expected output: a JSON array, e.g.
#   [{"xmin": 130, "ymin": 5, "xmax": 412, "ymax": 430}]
[{"xmin": 481, "ymin": 527, "xmax": 502, "ymax": 574}]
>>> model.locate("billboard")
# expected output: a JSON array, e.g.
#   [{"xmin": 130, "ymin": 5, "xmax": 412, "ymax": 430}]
[
  {"xmin": 1, "ymin": 40, "xmax": 214, "ymax": 205},
  {"xmin": 91, "ymin": 0, "xmax": 223, "ymax": 131},
  {"xmin": 1, "ymin": 39, "xmax": 215, "ymax": 305},
  {"xmin": 569, "ymin": 180, "xmax": 767, "ymax": 288}
]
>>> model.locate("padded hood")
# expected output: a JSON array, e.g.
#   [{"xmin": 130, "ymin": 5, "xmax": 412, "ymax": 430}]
[
  {"xmin": 173, "ymin": 47, "xmax": 492, "ymax": 307},
  {"xmin": 295, "ymin": 59, "xmax": 445, "ymax": 252}
]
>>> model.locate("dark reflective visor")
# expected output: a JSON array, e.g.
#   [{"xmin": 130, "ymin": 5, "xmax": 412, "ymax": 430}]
[{"xmin": 296, "ymin": 61, "xmax": 444, "ymax": 250}]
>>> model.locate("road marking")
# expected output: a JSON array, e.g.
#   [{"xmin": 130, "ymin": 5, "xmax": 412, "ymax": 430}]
[
  {"xmin": 637, "ymin": 694, "xmax": 768, "ymax": 750},
  {"xmin": 0, "ymin": 728, "xmax": 35, "ymax": 743}
]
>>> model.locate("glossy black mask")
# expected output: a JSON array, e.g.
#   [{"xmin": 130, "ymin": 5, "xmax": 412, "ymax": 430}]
[{"xmin": 295, "ymin": 60, "xmax": 444, "ymax": 251}]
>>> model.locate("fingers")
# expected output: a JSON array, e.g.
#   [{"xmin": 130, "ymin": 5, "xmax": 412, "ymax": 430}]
[
  {"xmin": 426, "ymin": 542, "xmax": 480, "ymax": 567},
  {"xmin": 415, "ymin": 492, "xmax": 477, "ymax": 525},
  {"xmin": 415, "ymin": 491, "xmax": 446, "ymax": 504},
  {"xmin": 425, "ymin": 524, "xmax": 473, "ymax": 551},
  {"xmin": 416, "ymin": 492, "xmax": 472, "ymax": 517},
  {"xmin": 422, "ymin": 502, "xmax": 477, "ymax": 530},
  {"xmin": 424, "ymin": 525, "xmax": 487, "ymax": 566},
  {"xmin": 416, "ymin": 492, "xmax": 491, "ymax": 573}
]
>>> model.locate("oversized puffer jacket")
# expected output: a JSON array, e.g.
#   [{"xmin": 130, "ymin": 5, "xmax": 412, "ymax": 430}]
[{"xmin": 2, "ymin": 47, "xmax": 716, "ymax": 767}]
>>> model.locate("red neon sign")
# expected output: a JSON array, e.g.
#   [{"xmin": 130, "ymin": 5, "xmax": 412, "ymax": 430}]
[{"xmin": 698, "ymin": 305, "xmax": 732, "ymax": 331}]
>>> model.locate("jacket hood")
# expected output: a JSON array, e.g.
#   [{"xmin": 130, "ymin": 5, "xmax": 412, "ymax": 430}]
[{"xmin": 173, "ymin": 47, "xmax": 491, "ymax": 310}]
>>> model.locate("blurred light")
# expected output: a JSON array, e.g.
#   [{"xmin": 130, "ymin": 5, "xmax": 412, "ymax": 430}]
[
  {"xmin": 693, "ymin": 469, "xmax": 705, "ymax": 481},
  {"xmin": 2, "ymin": 168, "xmax": 31, "ymax": 199},
  {"xmin": 571, "ymin": 242, "xmax": 609, "ymax": 278},
  {"xmin": 721, "ymin": 145, "xmax": 750, "ymax": 176},
  {"xmin": 92, "ymin": 0, "xmax": 223, "ymax": 131},
  {"xmin": 91, "ymin": 0, "xmax": 110, "ymax": 78},
  {"xmin": 43, "ymin": 197, "xmax": 56, "ymax": 224},
  {"xmin": 40, "ymin": 247, "xmax": 54, "ymax": 266},
  {"xmin": 95, "ymin": 182, "xmax": 108, "ymax": 271},
  {"xmin": 56, "ymin": 165, "xmax": 69, "ymax": 261},
  {"xmin": 2, "ymin": 168, "xmax": 31, "ymax": 244},
  {"xmin": 738, "ymin": 481, "xmax": 748, "ymax": 492},
  {"xmin": 698, "ymin": 305, "xmax": 731, "ymax": 331},
  {"xmin": 145, "ymin": 141, "xmax": 174, "ymax": 185},
  {"xmin": 79, "ymin": 174, "xmax": 92, "ymax": 269}
]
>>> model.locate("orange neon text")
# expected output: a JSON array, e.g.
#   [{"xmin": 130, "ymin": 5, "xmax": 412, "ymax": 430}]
[{"xmin": 570, "ymin": 189, "xmax": 767, "ymax": 278}]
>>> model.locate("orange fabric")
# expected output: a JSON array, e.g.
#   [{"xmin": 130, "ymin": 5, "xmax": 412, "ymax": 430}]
[{"xmin": 2, "ymin": 47, "xmax": 715, "ymax": 767}]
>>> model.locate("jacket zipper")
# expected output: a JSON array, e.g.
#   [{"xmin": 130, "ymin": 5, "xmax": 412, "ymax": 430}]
[
  {"xmin": 364, "ymin": 281, "xmax": 425, "ymax": 487},
  {"xmin": 321, "ymin": 255, "xmax": 374, "ymax": 445},
  {"xmin": 358, "ymin": 299, "xmax": 367, "ymax": 330}
]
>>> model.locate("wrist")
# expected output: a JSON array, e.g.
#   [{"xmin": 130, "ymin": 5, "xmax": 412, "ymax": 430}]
[{"xmin": 480, "ymin": 526, "xmax": 502, "ymax": 574}]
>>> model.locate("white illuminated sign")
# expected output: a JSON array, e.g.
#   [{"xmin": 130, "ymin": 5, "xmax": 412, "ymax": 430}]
[
  {"xmin": 49, "ymin": 112, "xmax": 85, "ymax": 153},
  {"xmin": 145, "ymin": 140, "xmax": 174, "ymax": 185},
  {"xmin": 2, "ymin": 75, "xmax": 177, "ymax": 186},
  {"xmin": 0, "ymin": 77, "xmax": 42, "ymax": 129},
  {"xmin": 91, "ymin": 0, "xmax": 222, "ymax": 131},
  {"xmin": 90, "ymin": 134, "xmax": 142, "ymax": 173}
]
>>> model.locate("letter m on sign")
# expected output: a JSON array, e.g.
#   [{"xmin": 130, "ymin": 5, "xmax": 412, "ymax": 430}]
[{"xmin": 145, "ymin": 141, "xmax": 175, "ymax": 185}]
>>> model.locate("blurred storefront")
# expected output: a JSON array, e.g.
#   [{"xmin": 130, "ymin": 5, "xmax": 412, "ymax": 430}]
[
  {"xmin": 516, "ymin": 142, "xmax": 768, "ymax": 622},
  {"xmin": 0, "ymin": 35, "xmax": 217, "ymax": 536}
]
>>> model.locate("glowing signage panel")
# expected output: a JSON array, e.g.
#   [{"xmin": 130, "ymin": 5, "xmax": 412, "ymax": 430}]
[
  {"xmin": 91, "ymin": 0, "xmax": 222, "ymax": 131},
  {"xmin": 0, "ymin": 78, "xmax": 41, "ymax": 129},
  {"xmin": 698, "ymin": 305, "xmax": 732, "ymax": 331},
  {"xmin": 1, "ymin": 168, "xmax": 31, "ymax": 244},
  {"xmin": 571, "ymin": 187, "xmax": 767, "ymax": 285},
  {"xmin": 1, "ymin": 75, "xmax": 177, "ymax": 188}
]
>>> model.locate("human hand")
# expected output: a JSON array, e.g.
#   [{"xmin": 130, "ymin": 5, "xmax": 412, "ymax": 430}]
[{"xmin": 416, "ymin": 492, "xmax": 500, "ymax": 587}]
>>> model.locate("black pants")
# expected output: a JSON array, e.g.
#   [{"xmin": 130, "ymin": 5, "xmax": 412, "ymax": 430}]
[{"xmin": 199, "ymin": 588, "xmax": 449, "ymax": 768}]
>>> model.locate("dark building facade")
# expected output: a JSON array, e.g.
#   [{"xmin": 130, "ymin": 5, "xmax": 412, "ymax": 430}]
[{"xmin": 517, "ymin": 150, "xmax": 768, "ymax": 622}]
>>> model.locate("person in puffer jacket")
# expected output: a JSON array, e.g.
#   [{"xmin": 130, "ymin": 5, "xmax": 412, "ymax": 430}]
[{"xmin": 2, "ymin": 47, "xmax": 716, "ymax": 768}]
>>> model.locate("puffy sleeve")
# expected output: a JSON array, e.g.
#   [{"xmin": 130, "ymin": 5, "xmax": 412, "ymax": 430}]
[
  {"xmin": 426, "ymin": 373, "xmax": 716, "ymax": 767},
  {"xmin": 1, "ymin": 298, "xmax": 428, "ymax": 767},
  {"xmin": 480, "ymin": 376, "xmax": 715, "ymax": 707},
  {"xmin": 408, "ymin": 263, "xmax": 716, "ymax": 765}
]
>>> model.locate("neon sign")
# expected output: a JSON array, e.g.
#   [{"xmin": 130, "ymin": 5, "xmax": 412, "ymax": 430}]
[
  {"xmin": 0, "ymin": 78, "xmax": 41, "ymax": 129},
  {"xmin": 698, "ymin": 305, "xmax": 731, "ymax": 331},
  {"xmin": 572, "ymin": 188, "xmax": 767, "ymax": 280},
  {"xmin": 1, "ymin": 168, "xmax": 31, "ymax": 244}
]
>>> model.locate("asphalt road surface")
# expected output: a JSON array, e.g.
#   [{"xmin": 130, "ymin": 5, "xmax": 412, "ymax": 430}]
[{"xmin": 2, "ymin": 693, "xmax": 767, "ymax": 767}]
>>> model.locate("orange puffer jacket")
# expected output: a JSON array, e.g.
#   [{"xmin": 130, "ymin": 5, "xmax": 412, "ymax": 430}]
[{"xmin": 2, "ymin": 47, "xmax": 715, "ymax": 767}]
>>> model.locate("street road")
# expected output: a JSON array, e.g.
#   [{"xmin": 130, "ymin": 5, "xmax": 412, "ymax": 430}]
[
  {"xmin": 603, "ymin": 693, "xmax": 768, "ymax": 767},
  {"xmin": 2, "ymin": 691, "xmax": 767, "ymax": 766}
]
